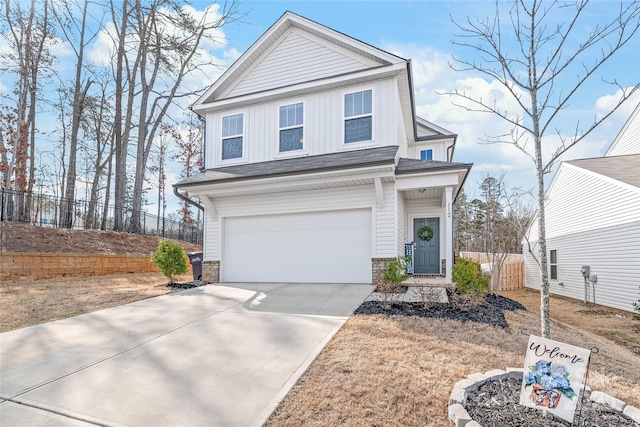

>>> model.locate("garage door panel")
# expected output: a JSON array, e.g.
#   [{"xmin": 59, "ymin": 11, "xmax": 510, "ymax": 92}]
[{"xmin": 224, "ymin": 209, "xmax": 372, "ymax": 283}]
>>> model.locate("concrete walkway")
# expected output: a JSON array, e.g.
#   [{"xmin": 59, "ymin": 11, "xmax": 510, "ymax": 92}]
[
  {"xmin": 365, "ymin": 286, "xmax": 449, "ymax": 303},
  {"xmin": 0, "ymin": 282, "xmax": 374, "ymax": 427}
]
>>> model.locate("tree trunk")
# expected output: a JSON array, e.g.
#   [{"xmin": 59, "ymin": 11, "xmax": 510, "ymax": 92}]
[{"xmin": 112, "ymin": 0, "xmax": 128, "ymax": 232}]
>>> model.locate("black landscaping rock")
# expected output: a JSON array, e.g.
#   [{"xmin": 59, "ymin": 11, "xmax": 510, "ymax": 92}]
[
  {"xmin": 486, "ymin": 293, "xmax": 527, "ymax": 311},
  {"xmin": 353, "ymin": 290, "xmax": 526, "ymax": 329},
  {"xmin": 466, "ymin": 377, "xmax": 638, "ymax": 426},
  {"xmin": 166, "ymin": 280, "xmax": 207, "ymax": 290}
]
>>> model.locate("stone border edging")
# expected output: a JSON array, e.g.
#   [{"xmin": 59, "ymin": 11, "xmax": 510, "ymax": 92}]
[{"xmin": 448, "ymin": 367, "xmax": 640, "ymax": 427}]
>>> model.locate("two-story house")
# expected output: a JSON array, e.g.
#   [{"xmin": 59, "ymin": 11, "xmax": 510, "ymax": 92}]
[{"xmin": 174, "ymin": 12, "xmax": 472, "ymax": 285}]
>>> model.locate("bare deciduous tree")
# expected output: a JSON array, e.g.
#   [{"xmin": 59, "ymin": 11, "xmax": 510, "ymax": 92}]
[
  {"xmin": 1, "ymin": 0, "xmax": 55, "ymax": 221},
  {"xmin": 447, "ymin": 0, "xmax": 640, "ymax": 338},
  {"xmin": 123, "ymin": 0, "xmax": 239, "ymax": 233}
]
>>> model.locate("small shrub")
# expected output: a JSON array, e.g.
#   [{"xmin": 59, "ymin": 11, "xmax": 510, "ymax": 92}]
[
  {"xmin": 633, "ymin": 286, "xmax": 640, "ymax": 321},
  {"xmin": 378, "ymin": 257, "xmax": 409, "ymax": 307},
  {"xmin": 452, "ymin": 258, "xmax": 490, "ymax": 300},
  {"xmin": 382, "ymin": 257, "xmax": 409, "ymax": 286},
  {"xmin": 151, "ymin": 239, "xmax": 189, "ymax": 284}
]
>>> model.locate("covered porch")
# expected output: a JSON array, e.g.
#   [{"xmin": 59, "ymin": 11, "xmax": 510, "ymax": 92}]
[{"xmin": 394, "ymin": 159, "xmax": 471, "ymax": 283}]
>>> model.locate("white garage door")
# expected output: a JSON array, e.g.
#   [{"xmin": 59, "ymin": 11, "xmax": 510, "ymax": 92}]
[{"xmin": 223, "ymin": 209, "xmax": 372, "ymax": 283}]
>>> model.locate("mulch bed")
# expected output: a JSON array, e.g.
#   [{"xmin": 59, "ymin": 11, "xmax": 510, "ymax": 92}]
[
  {"xmin": 466, "ymin": 376, "xmax": 638, "ymax": 426},
  {"xmin": 355, "ymin": 291, "xmax": 637, "ymax": 426},
  {"xmin": 166, "ymin": 280, "xmax": 207, "ymax": 290},
  {"xmin": 354, "ymin": 290, "xmax": 526, "ymax": 329}
]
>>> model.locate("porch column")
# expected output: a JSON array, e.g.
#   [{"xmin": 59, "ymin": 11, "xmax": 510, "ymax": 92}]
[{"xmin": 445, "ymin": 186, "xmax": 453, "ymax": 282}]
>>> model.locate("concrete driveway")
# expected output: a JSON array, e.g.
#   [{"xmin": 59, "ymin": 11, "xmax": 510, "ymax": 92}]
[{"xmin": 0, "ymin": 282, "xmax": 374, "ymax": 427}]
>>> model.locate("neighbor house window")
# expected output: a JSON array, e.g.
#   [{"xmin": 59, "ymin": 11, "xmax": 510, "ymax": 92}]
[
  {"xmin": 279, "ymin": 103, "xmax": 303, "ymax": 152},
  {"xmin": 344, "ymin": 89, "xmax": 372, "ymax": 143},
  {"xmin": 222, "ymin": 113, "xmax": 243, "ymax": 160},
  {"xmin": 420, "ymin": 149, "xmax": 433, "ymax": 160},
  {"xmin": 550, "ymin": 249, "xmax": 558, "ymax": 280}
]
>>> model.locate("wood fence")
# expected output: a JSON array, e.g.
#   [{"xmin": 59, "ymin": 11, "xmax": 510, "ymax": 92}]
[{"xmin": 459, "ymin": 251, "xmax": 524, "ymax": 291}]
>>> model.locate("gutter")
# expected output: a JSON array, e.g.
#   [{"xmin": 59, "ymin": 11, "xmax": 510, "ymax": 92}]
[
  {"xmin": 189, "ymin": 106, "xmax": 207, "ymax": 172},
  {"xmin": 173, "ymin": 186, "xmax": 204, "ymax": 212},
  {"xmin": 446, "ymin": 135, "xmax": 457, "ymax": 162},
  {"xmin": 406, "ymin": 59, "xmax": 419, "ymax": 142}
]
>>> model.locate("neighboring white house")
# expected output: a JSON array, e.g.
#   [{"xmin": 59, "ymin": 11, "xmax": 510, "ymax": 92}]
[
  {"xmin": 174, "ymin": 12, "xmax": 471, "ymax": 284},
  {"xmin": 523, "ymin": 103, "xmax": 640, "ymax": 312}
]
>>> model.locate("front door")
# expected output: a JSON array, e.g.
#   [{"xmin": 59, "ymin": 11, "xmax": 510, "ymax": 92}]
[{"xmin": 413, "ymin": 218, "xmax": 439, "ymax": 275}]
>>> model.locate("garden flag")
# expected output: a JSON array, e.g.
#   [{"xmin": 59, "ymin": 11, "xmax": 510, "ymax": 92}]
[{"xmin": 519, "ymin": 335, "xmax": 591, "ymax": 423}]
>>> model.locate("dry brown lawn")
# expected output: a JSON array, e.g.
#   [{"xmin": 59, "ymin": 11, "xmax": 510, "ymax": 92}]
[
  {"xmin": 266, "ymin": 291, "xmax": 640, "ymax": 427},
  {"xmin": 0, "ymin": 272, "xmax": 193, "ymax": 332}
]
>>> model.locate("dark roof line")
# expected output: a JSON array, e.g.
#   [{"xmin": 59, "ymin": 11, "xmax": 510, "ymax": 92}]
[
  {"xmin": 395, "ymin": 157, "xmax": 473, "ymax": 175},
  {"xmin": 175, "ymin": 146, "xmax": 399, "ymax": 188}
]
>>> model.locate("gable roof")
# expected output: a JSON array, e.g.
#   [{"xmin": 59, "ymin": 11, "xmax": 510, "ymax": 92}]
[
  {"xmin": 195, "ymin": 11, "xmax": 408, "ymax": 107},
  {"xmin": 415, "ymin": 116, "xmax": 455, "ymax": 139},
  {"xmin": 605, "ymin": 102, "xmax": 640, "ymax": 157},
  {"xmin": 175, "ymin": 146, "xmax": 399, "ymax": 188},
  {"xmin": 567, "ymin": 154, "xmax": 640, "ymax": 187}
]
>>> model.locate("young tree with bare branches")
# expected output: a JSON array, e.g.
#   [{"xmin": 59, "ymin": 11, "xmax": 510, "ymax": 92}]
[{"xmin": 447, "ymin": 0, "xmax": 640, "ymax": 338}]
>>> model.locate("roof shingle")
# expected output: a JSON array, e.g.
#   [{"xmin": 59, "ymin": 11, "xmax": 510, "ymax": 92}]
[
  {"xmin": 175, "ymin": 146, "xmax": 399, "ymax": 187},
  {"xmin": 567, "ymin": 154, "xmax": 640, "ymax": 187}
]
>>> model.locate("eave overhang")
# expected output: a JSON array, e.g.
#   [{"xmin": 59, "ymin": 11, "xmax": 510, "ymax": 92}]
[{"xmin": 174, "ymin": 146, "xmax": 400, "ymax": 197}]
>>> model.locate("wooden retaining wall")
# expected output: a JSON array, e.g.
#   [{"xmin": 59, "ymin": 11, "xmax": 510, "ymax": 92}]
[
  {"xmin": 459, "ymin": 251, "xmax": 524, "ymax": 291},
  {"xmin": 0, "ymin": 252, "xmax": 178, "ymax": 281}
]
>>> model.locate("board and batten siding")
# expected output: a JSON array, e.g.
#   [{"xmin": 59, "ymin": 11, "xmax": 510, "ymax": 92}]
[
  {"xmin": 225, "ymin": 28, "xmax": 374, "ymax": 99},
  {"xmin": 407, "ymin": 141, "xmax": 448, "ymax": 161},
  {"xmin": 524, "ymin": 162, "xmax": 640, "ymax": 312},
  {"xmin": 205, "ymin": 79, "xmax": 398, "ymax": 168},
  {"xmin": 202, "ymin": 184, "xmax": 397, "ymax": 262}
]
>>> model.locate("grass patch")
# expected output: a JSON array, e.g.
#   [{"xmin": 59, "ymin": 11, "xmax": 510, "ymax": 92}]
[
  {"xmin": 575, "ymin": 309, "xmax": 612, "ymax": 317},
  {"xmin": 266, "ymin": 303, "xmax": 640, "ymax": 426}
]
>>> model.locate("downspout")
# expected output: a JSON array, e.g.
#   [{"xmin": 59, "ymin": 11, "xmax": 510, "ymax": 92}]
[
  {"xmin": 173, "ymin": 186, "xmax": 204, "ymax": 212},
  {"xmin": 446, "ymin": 135, "xmax": 457, "ymax": 162},
  {"xmin": 406, "ymin": 59, "xmax": 419, "ymax": 142},
  {"xmin": 189, "ymin": 105, "xmax": 207, "ymax": 172}
]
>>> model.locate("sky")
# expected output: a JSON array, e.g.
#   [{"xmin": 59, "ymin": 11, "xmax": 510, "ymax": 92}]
[
  {"xmin": 190, "ymin": 0, "xmax": 640, "ymax": 200},
  {"xmin": 2, "ymin": 0, "xmax": 639, "ymax": 216}
]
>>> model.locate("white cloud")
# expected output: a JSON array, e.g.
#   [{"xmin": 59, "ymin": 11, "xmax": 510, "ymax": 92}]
[{"xmin": 387, "ymin": 40, "xmax": 639, "ymax": 196}]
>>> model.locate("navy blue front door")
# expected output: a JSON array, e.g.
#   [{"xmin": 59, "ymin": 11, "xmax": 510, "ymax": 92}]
[{"xmin": 413, "ymin": 218, "xmax": 439, "ymax": 274}]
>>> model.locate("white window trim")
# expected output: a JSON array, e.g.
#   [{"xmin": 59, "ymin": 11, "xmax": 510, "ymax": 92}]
[
  {"xmin": 420, "ymin": 149, "xmax": 433, "ymax": 161},
  {"xmin": 276, "ymin": 100, "xmax": 308, "ymax": 158},
  {"xmin": 220, "ymin": 111, "xmax": 247, "ymax": 165},
  {"xmin": 550, "ymin": 249, "xmax": 558, "ymax": 281},
  {"xmin": 341, "ymin": 87, "xmax": 376, "ymax": 148}
]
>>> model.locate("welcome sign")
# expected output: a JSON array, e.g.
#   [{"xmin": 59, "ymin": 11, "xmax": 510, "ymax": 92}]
[{"xmin": 519, "ymin": 335, "xmax": 591, "ymax": 423}]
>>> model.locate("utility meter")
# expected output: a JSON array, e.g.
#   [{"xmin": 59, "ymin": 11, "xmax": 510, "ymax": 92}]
[{"xmin": 581, "ymin": 266, "xmax": 590, "ymax": 277}]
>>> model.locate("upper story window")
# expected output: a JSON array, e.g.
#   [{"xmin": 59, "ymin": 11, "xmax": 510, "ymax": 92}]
[
  {"xmin": 222, "ymin": 113, "xmax": 243, "ymax": 160},
  {"xmin": 279, "ymin": 103, "xmax": 304, "ymax": 152},
  {"xmin": 420, "ymin": 149, "xmax": 433, "ymax": 161},
  {"xmin": 550, "ymin": 249, "xmax": 558, "ymax": 280},
  {"xmin": 344, "ymin": 89, "xmax": 372, "ymax": 143}
]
